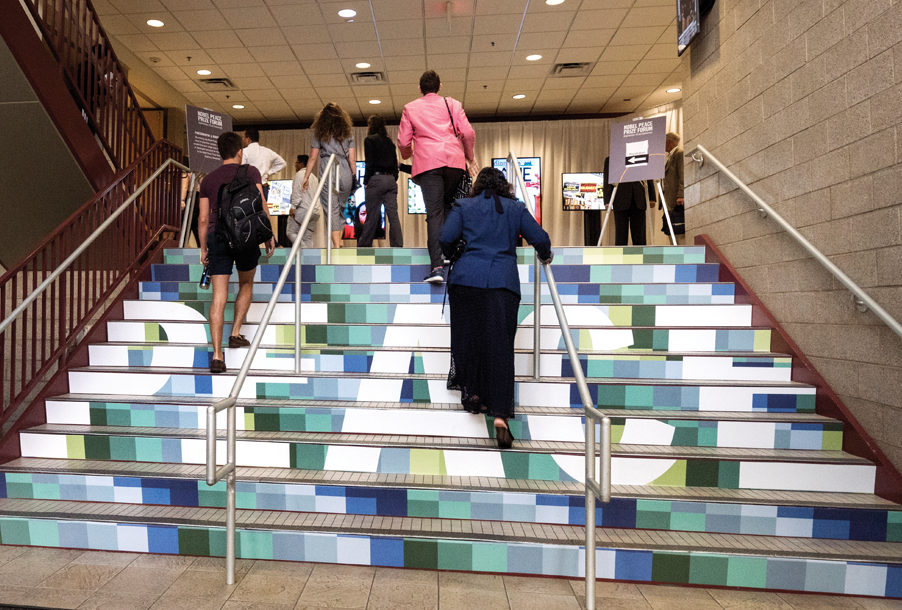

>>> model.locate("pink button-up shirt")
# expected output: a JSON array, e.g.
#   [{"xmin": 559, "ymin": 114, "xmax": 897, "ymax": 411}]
[{"xmin": 397, "ymin": 93, "xmax": 475, "ymax": 177}]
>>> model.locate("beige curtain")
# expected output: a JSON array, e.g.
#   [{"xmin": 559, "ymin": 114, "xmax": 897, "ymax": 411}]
[{"xmin": 257, "ymin": 107, "xmax": 681, "ymax": 250}]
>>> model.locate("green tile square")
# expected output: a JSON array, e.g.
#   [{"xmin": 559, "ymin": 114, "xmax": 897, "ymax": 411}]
[
  {"xmin": 254, "ymin": 413, "xmax": 281, "ymax": 432},
  {"xmin": 651, "ymin": 552, "xmax": 691, "ymax": 584},
  {"xmin": 500, "ymin": 453, "xmax": 529, "ymax": 479},
  {"xmin": 131, "ymin": 410, "xmax": 156, "ymax": 428},
  {"xmin": 306, "ymin": 325, "xmax": 328, "ymax": 345},
  {"xmin": 347, "ymin": 326, "xmax": 371, "ymax": 346},
  {"xmin": 293, "ymin": 444, "xmax": 327, "ymax": 470},
  {"xmin": 199, "ymin": 483, "xmax": 227, "ymax": 508},
  {"xmin": 208, "ymin": 528, "xmax": 227, "ymax": 558},
  {"xmin": 528, "ymin": 455, "xmax": 563, "ymax": 481},
  {"xmin": 84, "ymin": 435, "xmax": 111, "ymax": 461},
  {"xmin": 32, "ymin": 484, "xmax": 61, "ymax": 500},
  {"xmin": 821, "ymin": 430, "xmax": 843, "ymax": 451},
  {"xmin": 404, "ymin": 540, "xmax": 438, "ymax": 569},
  {"xmin": 135, "ymin": 437, "xmax": 163, "ymax": 463},
  {"xmin": 632, "ymin": 306, "xmax": 656, "ymax": 327},
  {"xmin": 89, "ymin": 405, "xmax": 108, "ymax": 426},
  {"xmin": 685, "ymin": 460, "xmax": 720, "ymax": 488},
  {"xmin": 725, "ymin": 555, "xmax": 768, "ymax": 588},
  {"xmin": 438, "ymin": 501, "xmax": 471, "ymax": 520},
  {"xmin": 408, "ymin": 500, "xmax": 440, "ymax": 518},
  {"xmin": 110, "ymin": 436, "xmax": 137, "ymax": 462},
  {"xmin": 471, "ymin": 542, "xmax": 506, "ymax": 572},
  {"xmin": 280, "ymin": 412, "xmax": 306, "ymax": 432},
  {"xmin": 327, "ymin": 304, "xmax": 346, "ymax": 323},
  {"xmin": 887, "ymin": 522, "xmax": 902, "ymax": 543},
  {"xmin": 596, "ymin": 386, "xmax": 626, "ymax": 408},
  {"xmin": 437, "ymin": 541, "xmax": 472, "ymax": 570},
  {"xmin": 671, "ymin": 427, "xmax": 698, "ymax": 447},
  {"xmin": 624, "ymin": 386, "xmax": 654, "ymax": 408},
  {"xmin": 304, "ymin": 414, "xmax": 333, "ymax": 432},
  {"xmin": 0, "ymin": 519, "xmax": 31, "ymax": 545},
  {"xmin": 236, "ymin": 492, "xmax": 257, "ymax": 509},
  {"xmin": 689, "ymin": 554, "xmax": 729, "ymax": 585},
  {"xmin": 636, "ymin": 511, "xmax": 672, "ymax": 530},
  {"xmin": 238, "ymin": 531, "xmax": 274, "ymax": 560},
  {"xmin": 28, "ymin": 520, "xmax": 59, "ymax": 547},
  {"xmin": 671, "ymin": 512, "xmax": 707, "ymax": 532},
  {"xmin": 179, "ymin": 527, "xmax": 211, "ymax": 555},
  {"xmin": 717, "ymin": 461, "xmax": 740, "ymax": 489},
  {"xmin": 697, "ymin": 428, "xmax": 718, "ymax": 447}
]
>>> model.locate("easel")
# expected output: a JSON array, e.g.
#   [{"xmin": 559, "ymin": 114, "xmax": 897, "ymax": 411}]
[{"xmin": 596, "ymin": 180, "xmax": 677, "ymax": 247}]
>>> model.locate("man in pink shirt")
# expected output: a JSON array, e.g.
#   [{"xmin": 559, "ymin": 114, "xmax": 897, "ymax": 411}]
[{"xmin": 398, "ymin": 70, "xmax": 477, "ymax": 284}]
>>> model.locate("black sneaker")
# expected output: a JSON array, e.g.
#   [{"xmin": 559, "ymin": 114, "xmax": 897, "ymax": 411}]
[{"xmin": 424, "ymin": 268, "xmax": 444, "ymax": 284}]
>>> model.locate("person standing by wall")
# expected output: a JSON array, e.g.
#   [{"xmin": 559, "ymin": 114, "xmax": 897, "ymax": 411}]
[
  {"xmin": 242, "ymin": 128, "xmax": 287, "ymax": 245},
  {"xmin": 359, "ymin": 115, "xmax": 402, "ymax": 248},
  {"xmin": 288, "ymin": 154, "xmax": 320, "ymax": 248},
  {"xmin": 303, "ymin": 103, "xmax": 356, "ymax": 251},
  {"xmin": 398, "ymin": 70, "xmax": 477, "ymax": 284},
  {"xmin": 662, "ymin": 132, "xmax": 685, "ymax": 245}
]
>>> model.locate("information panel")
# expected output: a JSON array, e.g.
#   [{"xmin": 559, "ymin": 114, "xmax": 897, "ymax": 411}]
[
  {"xmin": 185, "ymin": 105, "xmax": 232, "ymax": 174},
  {"xmin": 608, "ymin": 117, "xmax": 666, "ymax": 184}
]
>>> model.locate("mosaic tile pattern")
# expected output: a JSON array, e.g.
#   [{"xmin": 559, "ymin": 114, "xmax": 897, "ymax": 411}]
[
  {"xmin": 106, "ymin": 321, "xmax": 773, "ymax": 353},
  {"xmin": 162, "ymin": 246, "xmax": 709, "ymax": 266},
  {"xmin": 66, "ymin": 370, "xmax": 815, "ymax": 412},
  {"xmin": 18, "ymin": 431, "xmax": 874, "ymax": 492},
  {"xmin": 88, "ymin": 345, "xmax": 793, "ymax": 382},
  {"xmin": 151, "ymin": 263, "xmax": 722, "ymax": 286},
  {"xmin": 45, "ymin": 400, "xmax": 838, "ymax": 448},
  {"xmin": 139, "ymin": 280, "xmax": 737, "ymax": 305},
  {"xmin": 0, "ymin": 515, "xmax": 900, "ymax": 597},
  {"xmin": 2, "ymin": 473, "xmax": 895, "ymax": 542}
]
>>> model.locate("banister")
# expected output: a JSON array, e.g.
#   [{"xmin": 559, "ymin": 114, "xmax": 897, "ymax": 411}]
[{"xmin": 687, "ymin": 144, "xmax": 902, "ymax": 341}]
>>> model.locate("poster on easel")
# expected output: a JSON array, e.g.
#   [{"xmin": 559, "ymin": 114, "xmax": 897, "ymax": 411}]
[
  {"xmin": 185, "ymin": 105, "xmax": 232, "ymax": 175},
  {"xmin": 608, "ymin": 116, "xmax": 667, "ymax": 184}
]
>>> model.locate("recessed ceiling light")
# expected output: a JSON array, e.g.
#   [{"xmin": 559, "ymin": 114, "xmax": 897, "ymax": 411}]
[
  {"xmin": 338, "ymin": 9, "xmax": 356, "ymax": 18},
  {"xmin": 356, "ymin": 62, "xmax": 371, "ymax": 69},
  {"xmin": 526, "ymin": 54, "xmax": 542, "ymax": 61},
  {"xmin": 369, "ymin": 99, "xmax": 381, "ymax": 104},
  {"xmin": 197, "ymin": 69, "xmax": 211, "ymax": 75},
  {"xmin": 545, "ymin": 0, "xmax": 565, "ymax": 4},
  {"xmin": 146, "ymin": 19, "xmax": 164, "ymax": 27},
  {"xmin": 513, "ymin": 94, "xmax": 526, "ymax": 99},
  {"xmin": 666, "ymin": 87, "xmax": 681, "ymax": 93},
  {"xmin": 232, "ymin": 105, "xmax": 245, "ymax": 109}
]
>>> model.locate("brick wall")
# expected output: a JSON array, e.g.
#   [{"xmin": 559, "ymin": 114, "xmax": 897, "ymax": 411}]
[{"xmin": 682, "ymin": 0, "xmax": 902, "ymax": 467}]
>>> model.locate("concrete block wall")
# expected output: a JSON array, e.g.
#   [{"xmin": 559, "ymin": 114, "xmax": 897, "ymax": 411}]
[{"xmin": 682, "ymin": 0, "xmax": 902, "ymax": 467}]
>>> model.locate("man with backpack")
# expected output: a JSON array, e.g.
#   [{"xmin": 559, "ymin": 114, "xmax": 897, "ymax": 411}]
[{"xmin": 198, "ymin": 131, "xmax": 276, "ymax": 373}]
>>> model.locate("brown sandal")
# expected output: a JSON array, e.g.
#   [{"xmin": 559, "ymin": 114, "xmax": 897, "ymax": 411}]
[{"xmin": 210, "ymin": 359, "xmax": 227, "ymax": 373}]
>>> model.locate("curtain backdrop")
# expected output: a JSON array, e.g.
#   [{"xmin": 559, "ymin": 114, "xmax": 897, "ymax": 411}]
[{"xmin": 258, "ymin": 104, "xmax": 681, "ymax": 250}]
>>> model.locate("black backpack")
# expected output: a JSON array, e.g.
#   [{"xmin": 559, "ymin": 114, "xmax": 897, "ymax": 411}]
[{"xmin": 217, "ymin": 165, "xmax": 274, "ymax": 251}]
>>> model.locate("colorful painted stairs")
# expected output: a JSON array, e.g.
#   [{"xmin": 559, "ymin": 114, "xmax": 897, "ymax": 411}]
[{"xmin": 2, "ymin": 246, "xmax": 902, "ymax": 598}]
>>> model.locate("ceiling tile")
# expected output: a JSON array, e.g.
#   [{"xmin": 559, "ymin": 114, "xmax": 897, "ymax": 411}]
[
  {"xmin": 387, "ymin": 70, "xmax": 424, "ymax": 85},
  {"xmin": 308, "ymin": 73, "xmax": 350, "ymax": 87},
  {"xmin": 316, "ymin": 85, "xmax": 355, "ymax": 98},
  {"xmin": 475, "ymin": 0, "xmax": 527, "ymax": 15},
  {"xmin": 632, "ymin": 58, "xmax": 681, "ymax": 73},
  {"xmin": 621, "ymin": 72, "xmax": 668, "ymax": 87},
  {"xmin": 502, "ymin": 78, "xmax": 544, "ymax": 92},
  {"xmin": 206, "ymin": 90, "xmax": 247, "ymax": 101},
  {"xmin": 473, "ymin": 15, "xmax": 522, "ymax": 35},
  {"xmin": 213, "ymin": 0, "xmax": 266, "ymax": 9},
  {"xmin": 244, "ymin": 89, "xmax": 286, "ymax": 101},
  {"xmin": 187, "ymin": 91, "xmax": 214, "ymax": 102},
  {"xmin": 115, "ymin": 34, "xmax": 159, "ymax": 52},
  {"xmin": 326, "ymin": 22, "xmax": 378, "ymax": 42},
  {"xmin": 536, "ymin": 89, "xmax": 576, "ymax": 102},
  {"xmin": 255, "ymin": 99, "xmax": 295, "ymax": 113},
  {"xmin": 471, "ymin": 33, "xmax": 518, "ymax": 52},
  {"xmin": 516, "ymin": 31, "xmax": 567, "ymax": 50},
  {"xmin": 102, "ymin": 15, "xmax": 142, "ymax": 36},
  {"xmin": 280, "ymin": 87, "xmax": 321, "ymax": 100},
  {"xmin": 599, "ymin": 45, "xmax": 649, "ymax": 61},
  {"xmin": 424, "ymin": 17, "xmax": 473, "ymax": 38},
  {"xmin": 436, "ymin": 68, "xmax": 467, "ymax": 82},
  {"xmin": 341, "ymin": 58, "xmax": 385, "ymax": 71},
  {"xmin": 621, "ymin": 6, "xmax": 675, "ymax": 28},
  {"xmin": 391, "ymin": 84, "xmax": 416, "ymax": 98},
  {"xmin": 384, "ymin": 56, "xmax": 426, "ymax": 71},
  {"xmin": 645, "ymin": 44, "xmax": 678, "ymax": 60},
  {"xmin": 281, "ymin": 26, "xmax": 332, "ymax": 45},
  {"xmin": 269, "ymin": 74, "xmax": 314, "ymax": 88},
  {"xmin": 261, "ymin": 61, "xmax": 305, "ymax": 76},
  {"xmin": 302, "ymin": 59, "xmax": 345, "ymax": 75},
  {"xmin": 334, "ymin": 41, "xmax": 382, "ymax": 59},
  {"xmin": 579, "ymin": 0, "xmax": 634, "ymax": 9},
  {"xmin": 231, "ymin": 76, "xmax": 276, "ymax": 89},
  {"xmin": 425, "ymin": 36, "xmax": 471, "ymax": 55},
  {"xmin": 353, "ymin": 84, "xmax": 390, "ymax": 97},
  {"xmin": 318, "ymin": 0, "xmax": 373, "ymax": 23},
  {"xmin": 168, "ymin": 79, "xmax": 201, "ymax": 92},
  {"xmin": 110, "ymin": 0, "xmax": 167, "ymax": 14},
  {"xmin": 381, "ymin": 39, "xmax": 425, "ymax": 56},
  {"xmin": 93, "ymin": 0, "xmax": 119, "ymax": 15},
  {"xmin": 163, "ymin": 50, "xmax": 213, "ymax": 66},
  {"xmin": 543, "ymin": 76, "xmax": 586, "ymax": 90},
  {"xmin": 554, "ymin": 47, "xmax": 604, "ymax": 64},
  {"xmin": 223, "ymin": 63, "xmax": 264, "ymax": 77},
  {"xmin": 467, "ymin": 67, "xmax": 510, "ymax": 81},
  {"xmin": 508, "ymin": 64, "xmax": 550, "ymax": 79},
  {"xmin": 268, "ymin": 4, "xmax": 324, "ymax": 26},
  {"xmin": 584, "ymin": 74, "xmax": 628, "ymax": 88},
  {"xmin": 161, "ymin": 0, "xmax": 215, "ymax": 10},
  {"xmin": 190, "ymin": 30, "xmax": 244, "ymax": 48},
  {"xmin": 249, "ymin": 45, "xmax": 294, "ymax": 62},
  {"xmin": 426, "ymin": 53, "xmax": 468, "ymax": 69},
  {"xmin": 572, "ymin": 87, "xmax": 617, "ymax": 101},
  {"xmin": 377, "ymin": 19, "xmax": 423, "ymax": 40},
  {"xmin": 438, "ymin": 82, "xmax": 465, "ymax": 98},
  {"xmin": 468, "ymin": 52, "xmax": 512, "ymax": 68},
  {"xmin": 571, "ymin": 8, "xmax": 629, "ymax": 30},
  {"xmin": 290, "ymin": 43, "xmax": 339, "ymax": 61},
  {"xmin": 522, "ymin": 11, "xmax": 575, "ymax": 32},
  {"xmin": 133, "ymin": 51, "xmax": 174, "ymax": 67},
  {"xmin": 562, "ymin": 29, "xmax": 615, "ymax": 49},
  {"xmin": 171, "ymin": 9, "xmax": 231, "ymax": 31},
  {"xmin": 371, "ymin": 0, "xmax": 424, "ymax": 21},
  {"xmin": 609, "ymin": 26, "xmax": 667, "ymax": 46},
  {"xmin": 219, "ymin": 7, "xmax": 277, "ymax": 29},
  {"xmin": 145, "ymin": 32, "xmax": 200, "ymax": 51},
  {"xmin": 208, "ymin": 47, "xmax": 257, "ymax": 63},
  {"xmin": 590, "ymin": 60, "xmax": 638, "ymax": 76},
  {"xmin": 238, "ymin": 29, "xmax": 287, "ymax": 47}
]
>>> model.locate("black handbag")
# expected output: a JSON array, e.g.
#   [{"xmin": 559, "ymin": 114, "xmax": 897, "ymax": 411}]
[
  {"xmin": 662, "ymin": 206, "xmax": 685, "ymax": 235},
  {"xmin": 444, "ymin": 98, "xmax": 473, "ymax": 199}
]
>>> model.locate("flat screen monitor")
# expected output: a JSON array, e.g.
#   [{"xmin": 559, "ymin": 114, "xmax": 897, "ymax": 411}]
[
  {"xmin": 492, "ymin": 157, "xmax": 542, "ymax": 225},
  {"xmin": 562, "ymin": 173, "xmax": 605, "ymax": 211},
  {"xmin": 342, "ymin": 161, "xmax": 385, "ymax": 240},
  {"xmin": 408, "ymin": 179, "xmax": 426, "ymax": 214},
  {"xmin": 266, "ymin": 179, "xmax": 293, "ymax": 215},
  {"xmin": 677, "ymin": 0, "xmax": 700, "ymax": 56}
]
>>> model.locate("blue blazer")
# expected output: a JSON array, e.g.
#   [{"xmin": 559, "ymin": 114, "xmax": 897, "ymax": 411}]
[{"xmin": 439, "ymin": 191, "xmax": 551, "ymax": 296}]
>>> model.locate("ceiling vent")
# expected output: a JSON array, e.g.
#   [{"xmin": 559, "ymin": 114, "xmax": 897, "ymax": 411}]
[
  {"xmin": 550, "ymin": 62, "xmax": 593, "ymax": 77},
  {"xmin": 198, "ymin": 77, "xmax": 238, "ymax": 90},
  {"xmin": 349, "ymin": 71, "xmax": 387, "ymax": 84}
]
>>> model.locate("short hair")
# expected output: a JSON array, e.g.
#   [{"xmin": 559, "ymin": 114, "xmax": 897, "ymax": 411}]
[
  {"xmin": 471, "ymin": 167, "xmax": 513, "ymax": 198},
  {"xmin": 367, "ymin": 114, "xmax": 387, "ymax": 137},
  {"xmin": 666, "ymin": 132, "xmax": 681, "ymax": 144},
  {"xmin": 419, "ymin": 70, "xmax": 441, "ymax": 94},
  {"xmin": 244, "ymin": 128, "xmax": 260, "ymax": 142},
  {"xmin": 297, "ymin": 154, "xmax": 309, "ymax": 165},
  {"xmin": 217, "ymin": 132, "xmax": 243, "ymax": 160}
]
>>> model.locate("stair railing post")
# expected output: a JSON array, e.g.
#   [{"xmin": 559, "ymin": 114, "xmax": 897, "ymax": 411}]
[
  {"xmin": 294, "ymin": 244, "xmax": 302, "ymax": 373},
  {"xmin": 225, "ymin": 398, "xmax": 236, "ymax": 585},
  {"xmin": 327, "ymin": 164, "xmax": 333, "ymax": 264},
  {"xmin": 585, "ymin": 411, "xmax": 596, "ymax": 610},
  {"xmin": 642, "ymin": 181, "xmax": 653, "ymax": 246},
  {"xmin": 533, "ymin": 254, "xmax": 541, "ymax": 379},
  {"xmin": 178, "ymin": 172, "xmax": 196, "ymax": 248},
  {"xmin": 596, "ymin": 185, "xmax": 618, "ymax": 247}
]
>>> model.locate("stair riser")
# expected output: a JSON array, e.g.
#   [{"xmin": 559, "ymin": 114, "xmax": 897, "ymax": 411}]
[
  {"xmin": 153, "ymin": 263, "xmax": 722, "ymax": 285},
  {"xmin": 46, "ymin": 402, "xmax": 839, "ymax": 449},
  {"xmin": 86, "ymin": 346, "xmax": 793, "ymax": 383},
  {"xmin": 123, "ymin": 301, "xmax": 754, "ymax": 328},
  {"xmin": 139, "ymin": 281, "xmax": 737, "ymax": 305},
  {"xmin": 107, "ymin": 322, "xmax": 774, "ymax": 354},
  {"xmin": 163, "ymin": 246, "xmax": 709, "ymax": 266},
  {"xmin": 1, "ymin": 473, "xmax": 894, "ymax": 541},
  {"xmin": 0, "ymin": 517, "xmax": 898, "ymax": 597},
  {"xmin": 18, "ymin": 432, "xmax": 874, "ymax": 493},
  {"xmin": 66, "ymin": 371, "xmax": 816, "ymax": 412}
]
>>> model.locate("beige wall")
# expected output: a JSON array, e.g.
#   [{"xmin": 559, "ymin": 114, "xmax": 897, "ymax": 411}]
[{"xmin": 682, "ymin": 0, "xmax": 902, "ymax": 466}]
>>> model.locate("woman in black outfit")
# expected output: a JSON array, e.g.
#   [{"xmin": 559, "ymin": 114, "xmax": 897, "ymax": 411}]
[
  {"xmin": 358, "ymin": 115, "xmax": 403, "ymax": 247},
  {"xmin": 439, "ymin": 168, "xmax": 552, "ymax": 448}
]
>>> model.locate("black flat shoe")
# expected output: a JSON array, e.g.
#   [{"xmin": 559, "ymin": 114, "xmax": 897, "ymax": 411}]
[{"xmin": 495, "ymin": 425, "xmax": 514, "ymax": 449}]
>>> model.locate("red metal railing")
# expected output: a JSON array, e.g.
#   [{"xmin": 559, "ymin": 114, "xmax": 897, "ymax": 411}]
[
  {"xmin": 0, "ymin": 140, "xmax": 182, "ymax": 430},
  {"xmin": 21, "ymin": 0, "xmax": 156, "ymax": 170}
]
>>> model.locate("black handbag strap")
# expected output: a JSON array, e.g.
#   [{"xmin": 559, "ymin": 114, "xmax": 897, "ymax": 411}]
[{"xmin": 443, "ymin": 97, "xmax": 459, "ymax": 139}]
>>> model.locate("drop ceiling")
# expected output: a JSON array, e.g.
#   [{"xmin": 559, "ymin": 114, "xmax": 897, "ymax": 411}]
[{"xmin": 94, "ymin": 0, "xmax": 684, "ymax": 124}]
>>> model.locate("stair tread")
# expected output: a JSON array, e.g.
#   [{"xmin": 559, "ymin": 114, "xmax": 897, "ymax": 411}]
[
  {"xmin": 3, "ymin": 458, "xmax": 889, "ymax": 508},
  {"xmin": 1, "ymin": 497, "xmax": 899, "ymax": 562},
  {"xmin": 23, "ymin": 424, "xmax": 867, "ymax": 462},
  {"xmin": 45, "ymin": 394, "xmax": 833, "ymax": 422}
]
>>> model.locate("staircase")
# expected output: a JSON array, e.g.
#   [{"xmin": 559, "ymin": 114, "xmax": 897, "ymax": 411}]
[{"xmin": 2, "ymin": 245, "xmax": 902, "ymax": 599}]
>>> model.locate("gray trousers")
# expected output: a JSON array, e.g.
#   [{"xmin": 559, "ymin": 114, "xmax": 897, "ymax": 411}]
[
  {"xmin": 358, "ymin": 174, "xmax": 403, "ymax": 247},
  {"xmin": 287, "ymin": 198, "xmax": 321, "ymax": 248},
  {"xmin": 414, "ymin": 167, "xmax": 466, "ymax": 269}
]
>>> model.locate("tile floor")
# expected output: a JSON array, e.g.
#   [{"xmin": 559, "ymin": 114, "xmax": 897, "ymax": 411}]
[{"xmin": 0, "ymin": 546, "xmax": 901, "ymax": 610}]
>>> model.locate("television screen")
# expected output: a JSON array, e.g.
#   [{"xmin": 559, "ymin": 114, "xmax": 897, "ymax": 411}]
[
  {"xmin": 342, "ymin": 162, "xmax": 385, "ymax": 240},
  {"xmin": 677, "ymin": 0, "xmax": 700, "ymax": 56},
  {"xmin": 562, "ymin": 173, "xmax": 605, "ymax": 211},
  {"xmin": 492, "ymin": 157, "xmax": 542, "ymax": 225},
  {"xmin": 408, "ymin": 179, "xmax": 426, "ymax": 214},
  {"xmin": 266, "ymin": 179, "xmax": 293, "ymax": 215}
]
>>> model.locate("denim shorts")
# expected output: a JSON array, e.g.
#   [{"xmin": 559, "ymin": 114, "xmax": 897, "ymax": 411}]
[{"xmin": 206, "ymin": 230, "xmax": 261, "ymax": 276}]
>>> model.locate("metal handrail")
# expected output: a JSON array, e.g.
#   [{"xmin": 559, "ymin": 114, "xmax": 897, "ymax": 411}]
[
  {"xmin": 688, "ymin": 144, "xmax": 902, "ymax": 340},
  {"xmin": 0, "ymin": 157, "xmax": 188, "ymax": 337},
  {"xmin": 205, "ymin": 154, "xmax": 337, "ymax": 585},
  {"xmin": 507, "ymin": 154, "xmax": 612, "ymax": 610}
]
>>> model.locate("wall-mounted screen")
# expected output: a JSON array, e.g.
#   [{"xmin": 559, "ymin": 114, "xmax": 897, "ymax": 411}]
[
  {"xmin": 342, "ymin": 162, "xmax": 385, "ymax": 240},
  {"xmin": 408, "ymin": 179, "xmax": 426, "ymax": 214},
  {"xmin": 266, "ymin": 180, "xmax": 293, "ymax": 215},
  {"xmin": 562, "ymin": 173, "xmax": 605, "ymax": 211},
  {"xmin": 677, "ymin": 0, "xmax": 700, "ymax": 56},
  {"xmin": 492, "ymin": 157, "xmax": 542, "ymax": 225}
]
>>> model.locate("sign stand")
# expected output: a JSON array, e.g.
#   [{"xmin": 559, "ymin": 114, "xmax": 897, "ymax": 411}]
[
  {"xmin": 656, "ymin": 179, "xmax": 678, "ymax": 247},
  {"xmin": 642, "ymin": 181, "xmax": 653, "ymax": 245},
  {"xmin": 596, "ymin": 184, "xmax": 618, "ymax": 247}
]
